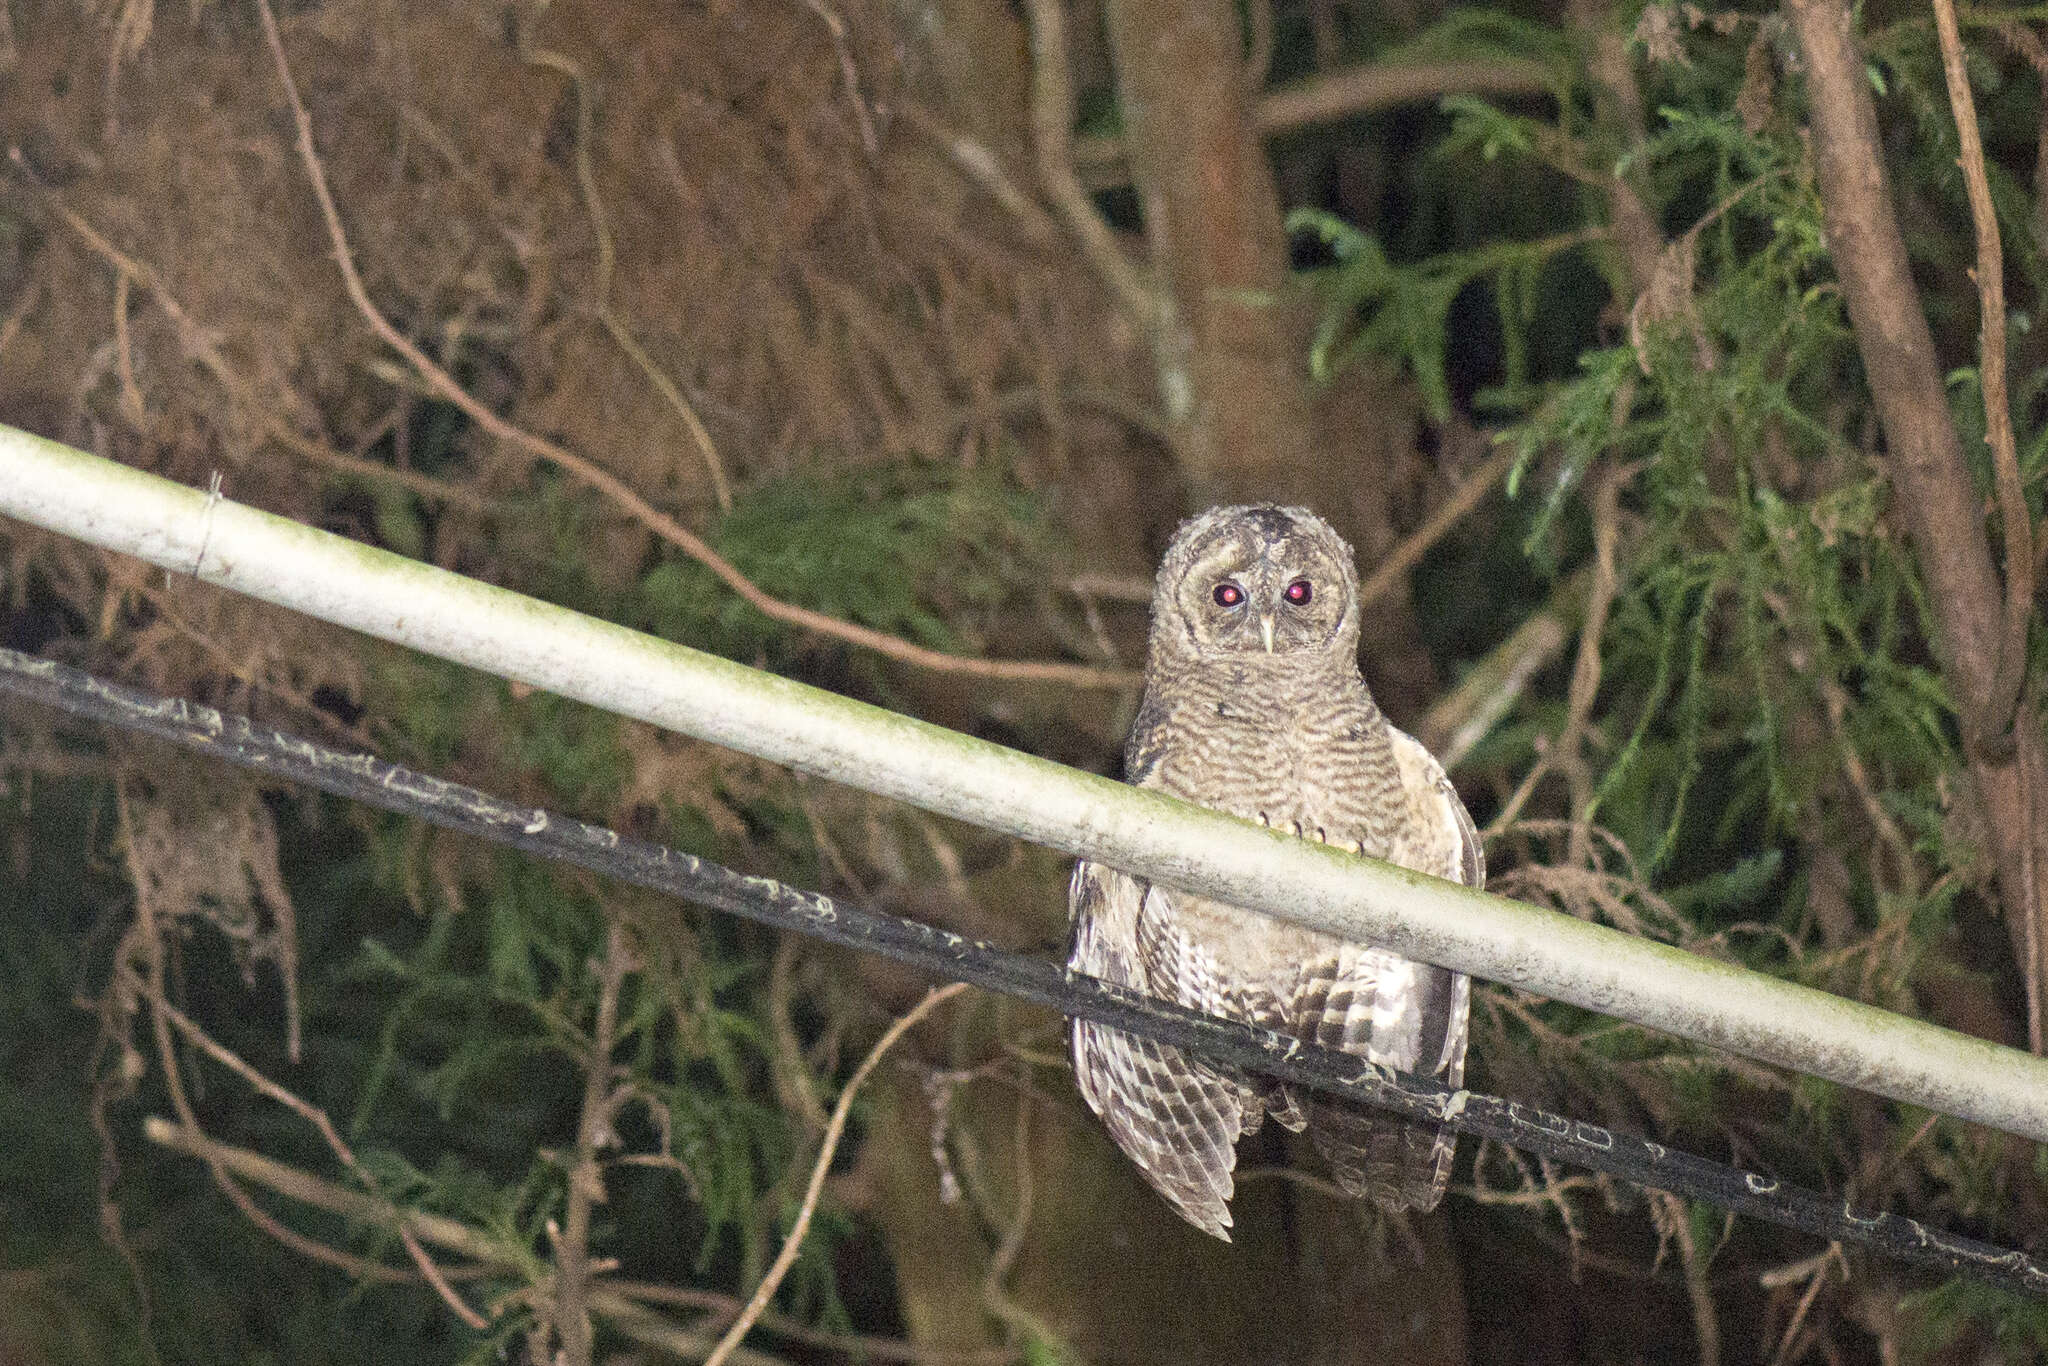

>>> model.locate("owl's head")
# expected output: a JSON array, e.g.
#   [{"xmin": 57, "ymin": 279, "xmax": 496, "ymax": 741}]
[{"xmin": 1153, "ymin": 504, "xmax": 1360, "ymax": 660}]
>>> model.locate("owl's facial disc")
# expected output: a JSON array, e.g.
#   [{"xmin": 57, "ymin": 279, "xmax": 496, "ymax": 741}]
[{"xmin": 1185, "ymin": 541, "xmax": 1343, "ymax": 656}]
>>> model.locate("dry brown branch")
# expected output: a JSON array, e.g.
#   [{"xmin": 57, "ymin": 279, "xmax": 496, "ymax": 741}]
[
  {"xmin": 1650, "ymin": 1191, "xmax": 1721, "ymax": 1366},
  {"xmin": 523, "ymin": 42, "xmax": 734, "ymax": 512},
  {"xmin": 253, "ymin": 0, "xmax": 1136, "ymax": 691},
  {"xmin": 1933, "ymin": 0, "xmax": 2034, "ymax": 739},
  {"xmin": 702, "ymin": 982, "xmax": 969, "ymax": 1366},
  {"xmin": 153, "ymin": 1000, "xmax": 489, "ymax": 1328},
  {"xmin": 613, "ymin": 1279, "xmax": 1021, "ymax": 1364},
  {"xmin": 895, "ymin": 105, "xmax": 1059, "ymax": 246},
  {"xmin": 1419, "ymin": 566, "xmax": 1585, "ymax": 768},
  {"xmin": 552, "ymin": 921, "xmax": 637, "ymax": 1366},
  {"xmin": 116, "ymin": 788, "xmax": 407, "ymax": 1289},
  {"xmin": 1022, "ymin": 0, "xmax": 1163, "ymax": 336},
  {"xmin": 935, "ymin": 382, "xmax": 1172, "ymax": 450},
  {"xmin": 1257, "ymin": 58, "xmax": 1554, "ymax": 134},
  {"xmin": 1073, "ymin": 59, "xmax": 1558, "ymax": 187},
  {"xmin": 799, "ymin": 0, "xmax": 879, "ymax": 159},
  {"xmin": 1065, "ymin": 573, "xmax": 1155, "ymax": 604},
  {"xmin": 143, "ymin": 1117, "xmax": 997, "ymax": 1365},
  {"xmin": 586, "ymin": 1294, "xmax": 793, "ymax": 1366},
  {"xmin": 1788, "ymin": 0, "xmax": 2048, "ymax": 1053},
  {"xmin": 1761, "ymin": 1245, "xmax": 1847, "ymax": 1366},
  {"xmin": 27, "ymin": 182, "xmax": 496, "ymax": 514},
  {"xmin": 1356, "ymin": 444, "xmax": 1516, "ymax": 611},
  {"xmin": 143, "ymin": 1116, "xmax": 493, "ymax": 1258},
  {"xmin": 1491, "ymin": 461, "xmax": 1637, "ymax": 835},
  {"xmin": 978, "ymin": 1081, "xmax": 1061, "ymax": 1351}
]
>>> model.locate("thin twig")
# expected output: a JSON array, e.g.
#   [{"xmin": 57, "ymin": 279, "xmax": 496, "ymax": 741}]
[
  {"xmin": 524, "ymin": 42, "xmax": 734, "ymax": 512},
  {"xmin": 553, "ymin": 921, "xmax": 636, "ymax": 1365},
  {"xmin": 143, "ymin": 1117, "xmax": 998, "ymax": 1364},
  {"xmin": 1071, "ymin": 59, "xmax": 1558, "ymax": 188},
  {"xmin": 1652, "ymin": 1190, "xmax": 1721, "ymax": 1366},
  {"xmin": 1764, "ymin": 1245, "xmax": 1846, "ymax": 1366},
  {"xmin": 612, "ymin": 1279, "xmax": 1019, "ymax": 1364},
  {"xmin": 252, "ymin": 0, "xmax": 1135, "ymax": 691},
  {"xmin": 1357, "ymin": 444, "xmax": 1516, "ymax": 611},
  {"xmin": 1255, "ymin": 58, "xmax": 1555, "ymax": 136},
  {"xmin": 28, "ymin": 182, "xmax": 495, "ymax": 514},
  {"xmin": 1933, "ymin": 0, "xmax": 2034, "ymax": 746},
  {"xmin": 1022, "ymin": 0, "xmax": 1162, "ymax": 335},
  {"xmin": 152, "ymin": 1000, "xmax": 490, "ymax": 1327},
  {"xmin": 1491, "ymin": 460, "xmax": 1637, "ymax": 834},
  {"xmin": 1934, "ymin": 0, "xmax": 2043, "ymax": 1054},
  {"xmin": 896, "ymin": 104, "xmax": 1058, "ymax": 245},
  {"xmin": 119, "ymin": 788, "xmax": 417, "ymax": 1290},
  {"xmin": 799, "ymin": 0, "xmax": 880, "ymax": 159},
  {"xmin": 702, "ymin": 983, "xmax": 968, "ymax": 1366}
]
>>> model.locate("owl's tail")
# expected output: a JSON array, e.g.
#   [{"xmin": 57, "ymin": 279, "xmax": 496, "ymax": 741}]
[{"xmin": 1306, "ymin": 1096, "xmax": 1455, "ymax": 1212}]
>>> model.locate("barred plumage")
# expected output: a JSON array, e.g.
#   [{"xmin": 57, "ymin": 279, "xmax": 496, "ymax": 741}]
[{"xmin": 1067, "ymin": 504, "xmax": 1483, "ymax": 1239}]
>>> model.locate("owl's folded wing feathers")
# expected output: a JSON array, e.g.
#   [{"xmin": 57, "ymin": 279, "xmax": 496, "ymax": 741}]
[
  {"xmin": 1286, "ymin": 726, "xmax": 1481, "ymax": 1211},
  {"xmin": 1067, "ymin": 859, "xmax": 1256, "ymax": 1240}
]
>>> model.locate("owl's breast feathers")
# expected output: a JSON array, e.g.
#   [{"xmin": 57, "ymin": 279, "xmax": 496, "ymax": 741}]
[{"xmin": 1069, "ymin": 670, "xmax": 1481, "ymax": 1235}]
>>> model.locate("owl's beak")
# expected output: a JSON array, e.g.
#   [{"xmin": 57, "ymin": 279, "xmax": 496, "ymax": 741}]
[{"xmin": 1259, "ymin": 613, "xmax": 1276, "ymax": 653}]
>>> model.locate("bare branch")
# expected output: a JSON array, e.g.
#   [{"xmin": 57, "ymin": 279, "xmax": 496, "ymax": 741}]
[
  {"xmin": 1786, "ymin": 0, "xmax": 2048, "ymax": 1052},
  {"xmin": 702, "ymin": 983, "xmax": 969, "ymax": 1366},
  {"xmin": 1652, "ymin": 1191, "xmax": 1721, "ymax": 1366},
  {"xmin": 1356, "ymin": 444, "xmax": 1516, "ymax": 612},
  {"xmin": 1933, "ymin": 0, "xmax": 2034, "ymax": 740},
  {"xmin": 896, "ymin": 104, "xmax": 1059, "ymax": 246},
  {"xmin": 1257, "ymin": 58, "xmax": 1553, "ymax": 135},
  {"xmin": 1073, "ymin": 59, "xmax": 1558, "ymax": 188},
  {"xmin": 552, "ymin": 921, "xmax": 637, "ymax": 1365},
  {"xmin": 524, "ymin": 42, "xmax": 734, "ymax": 512},
  {"xmin": 1022, "ymin": 0, "xmax": 1164, "ymax": 335},
  {"xmin": 253, "ymin": 0, "xmax": 1137, "ymax": 692},
  {"xmin": 27, "ymin": 183, "xmax": 496, "ymax": 514}
]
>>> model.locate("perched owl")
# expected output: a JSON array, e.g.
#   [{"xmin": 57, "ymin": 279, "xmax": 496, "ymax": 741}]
[{"xmin": 1067, "ymin": 504, "xmax": 1483, "ymax": 1240}]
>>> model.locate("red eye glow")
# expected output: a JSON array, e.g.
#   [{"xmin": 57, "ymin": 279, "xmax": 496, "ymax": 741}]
[
  {"xmin": 1212, "ymin": 583, "xmax": 1244, "ymax": 607},
  {"xmin": 1285, "ymin": 579, "xmax": 1313, "ymax": 605}
]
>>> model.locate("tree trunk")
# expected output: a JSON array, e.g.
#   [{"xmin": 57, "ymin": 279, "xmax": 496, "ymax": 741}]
[
  {"xmin": 1099, "ymin": 0, "xmax": 1320, "ymax": 506},
  {"xmin": 1786, "ymin": 0, "xmax": 2048, "ymax": 1046}
]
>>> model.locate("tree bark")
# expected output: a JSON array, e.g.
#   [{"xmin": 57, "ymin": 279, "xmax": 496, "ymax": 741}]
[
  {"xmin": 1099, "ymin": 0, "xmax": 1321, "ymax": 506},
  {"xmin": 1785, "ymin": 0, "xmax": 2048, "ymax": 1044}
]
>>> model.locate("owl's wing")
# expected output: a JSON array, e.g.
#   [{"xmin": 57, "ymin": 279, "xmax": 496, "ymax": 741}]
[
  {"xmin": 1067, "ymin": 859, "xmax": 1254, "ymax": 1240},
  {"xmin": 1387, "ymin": 724, "xmax": 1485, "ymax": 890},
  {"xmin": 1295, "ymin": 727, "xmax": 1480, "ymax": 1211}
]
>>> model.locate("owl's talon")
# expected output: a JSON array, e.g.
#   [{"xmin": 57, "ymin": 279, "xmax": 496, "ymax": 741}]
[
  {"xmin": 1344, "ymin": 840, "xmax": 1363, "ymax": 856},
  {"xmin": 1257, "ymin": 811, "xmax": 1271, "ymax": 827},
  {"xmin": 1313, "ymin": 826, "xmax": 1328, "ymax": 844}
]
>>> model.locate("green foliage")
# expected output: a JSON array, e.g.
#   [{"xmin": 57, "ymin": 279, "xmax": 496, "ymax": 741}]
[
  {"xmin": 1304, "ymin": 2, "xmax": 2045, "ymax": 1335},
  {"xmin": 1903, "ymin": 1280, "xmax": 2048, "ymax": 1362},
  {"xmin": 1291, "ymin": 205, "xmax": 1594, "ymax": 421},
  {"xmin": 635, "ymin": 461, "xmax": 1064, "ymax": 667}
]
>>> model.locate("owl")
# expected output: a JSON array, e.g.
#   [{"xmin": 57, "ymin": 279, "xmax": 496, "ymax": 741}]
[{"xmin": 1067, "ymin": 504, "xmax": 1483, "ymax": 1240}]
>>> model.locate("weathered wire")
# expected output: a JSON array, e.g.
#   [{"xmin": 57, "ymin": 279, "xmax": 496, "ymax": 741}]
[{"xmin": 1, "ymin": 645, "xmax": 2041, "ymax": 1298}]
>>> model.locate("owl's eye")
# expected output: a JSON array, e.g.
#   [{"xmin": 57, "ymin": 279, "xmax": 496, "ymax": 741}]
[
  {"xmin": 1212, "ymin": 582, "xmax": 1244, "ymax": 607},
  {"xmin": 1284, "ymin": 579, "xmax": 1313, "ymax": 606}
]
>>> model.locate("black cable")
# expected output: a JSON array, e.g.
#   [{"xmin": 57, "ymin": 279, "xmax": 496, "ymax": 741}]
[{"xmin": 1, "ymin": 644, "xmax": 2042, "ymax": 1298}]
